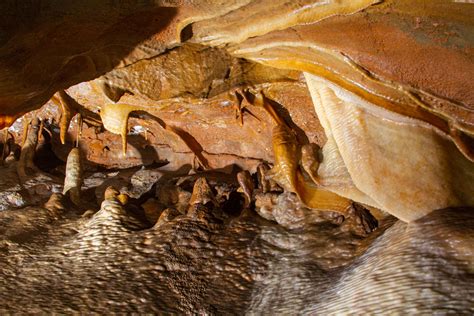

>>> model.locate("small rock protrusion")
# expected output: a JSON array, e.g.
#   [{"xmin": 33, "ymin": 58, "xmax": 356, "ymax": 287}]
[
  {"xmin": 156, "ymin": 184, "xmax": 191, "ymax": 213},
  {"xmin": 350, "ymin": 203, "xmax": 378, "ymax": 234},
  {"xmin": 257, "ymin": 163, "xmax": 282, "ymax": 193},
  {"xmin": 257, "ymin": 163, "xmax": 271, "ymax": 193},
  {"xmin": 81, "ymin": 209, "xmax": 96, "ymax": 218},
  {"xmin": 187, "ymin": 177, "xmax": 219, "ymax": 220},
  {"xmin": 141, "ymin": 198, "xmax": 164, "ymax": 224},
  {"xmin": 189, "ymin": 177, "xmax": 217, "ymax": 208},
  {"xmin": 154, "ymin": 208, "xmax": 181, "ymax": 228},
  {"xmin": 301, "ymin": 143, "xmax": 321, "ymax": 185},
  {"xmin": 44, "ymin": 193, "xmax": 66, "ymax": 219},
  {"xmin": 237, "ymin": 170, "xmax": 254, "ymax": 208},
  {"xmin": 104, "ymin": 186, "xmax": 121, "ymax": 201},
  {"xmin": 117, "ymin": 193, "xmax": 129, "ymax": 206},
  {"xmin": 255, "ymin": 192, "xmax": 279, "ymax": 221}
]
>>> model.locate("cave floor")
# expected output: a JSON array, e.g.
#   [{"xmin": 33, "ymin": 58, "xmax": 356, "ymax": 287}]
[{"xmin": 0, "ymin": 157, "xmax": 472, "ymax": 314}]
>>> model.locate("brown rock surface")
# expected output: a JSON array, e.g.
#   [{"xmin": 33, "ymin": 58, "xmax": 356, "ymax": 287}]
[{"xmin": 230, "ymin": 1, "xmax": 474, "ymax": 138}]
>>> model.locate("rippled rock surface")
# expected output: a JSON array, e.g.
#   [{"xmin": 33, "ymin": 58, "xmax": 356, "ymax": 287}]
[{"xmin": 0, "ymin": 162, "xmax": 472, "ymax": 313}]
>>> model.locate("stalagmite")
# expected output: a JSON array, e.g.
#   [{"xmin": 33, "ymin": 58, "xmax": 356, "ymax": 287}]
[
  {"xmin": 237, "ymin": 170, "xmax": 254, "ymax": 208},
  {"xmin": 63, "ymin": 147, "xmax": 83, "ymax": 206},
  {"xmin": 75, "ymin": 113, "xmax": 83, "ymax": 147},
  {"xmin": 189, "ymin": 177, "xmax": 217, "ymax": 208},
  {"xmin": 17, "ymin": 118, "xmax": 40, "ymax": 179},
  {"xmin": 0, "ymin": 129, "xmax": 13, "ymax": 163},
  {"xmin": 44, "ymin": 193, "xmax": 66, "ymax": 219},
  {"xmin": 257, "ymin": 163, "xmax": 271, "ymax": 194},
  {"xmin": 263, "ymin": 94, "xmax": 353, "ymax": 214},
  {"xmin": 301, "ymin": 143, "xmax": 321, "ymax": 185}
]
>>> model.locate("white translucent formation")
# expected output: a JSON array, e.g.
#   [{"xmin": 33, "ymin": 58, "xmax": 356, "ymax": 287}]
[{"xmin": 305, "ymin": 73, "xmax": 474, "ymax": 222}]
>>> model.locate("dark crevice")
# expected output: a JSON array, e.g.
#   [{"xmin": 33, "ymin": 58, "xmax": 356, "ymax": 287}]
[{"xmin": 180, "ymin": 23, "xmax": 194, "ymax": 43}]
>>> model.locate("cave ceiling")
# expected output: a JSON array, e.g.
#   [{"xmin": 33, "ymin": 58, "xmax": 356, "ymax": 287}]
[{"xmin": 1, "ymin": 0, "xmax": 473, "ymax": 221}]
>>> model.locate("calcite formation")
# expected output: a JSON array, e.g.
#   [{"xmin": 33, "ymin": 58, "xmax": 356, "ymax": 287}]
[{"xmin": 0, "ymin": 0, "xmax": 473, "ymax": 313}]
